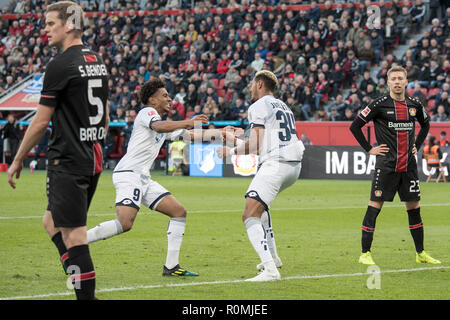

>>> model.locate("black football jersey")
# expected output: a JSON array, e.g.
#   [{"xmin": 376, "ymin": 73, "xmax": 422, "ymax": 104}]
[
  {"xmin": 357, "ymin": 94, "xmax": 429, "ymax": 172},
  {"xmin": 39, "ymin": 45, "xmax": 108, "ymax": 176}
]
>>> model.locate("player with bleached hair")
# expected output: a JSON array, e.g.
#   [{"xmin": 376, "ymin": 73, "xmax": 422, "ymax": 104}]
[{"xmin": 218, "ymin": 70, "xmax": 305, "ymax": 281}]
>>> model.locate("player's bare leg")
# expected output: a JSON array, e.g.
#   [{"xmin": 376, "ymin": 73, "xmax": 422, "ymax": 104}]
[
  {"xmin": 43, "ymin": 210, "xmax": 70, "ymax": 273},
  {"xmin": 359, "ymin": 201, "xmax": 383, "ymax": 265},
  {"xmin": 405, "ymin": 201, "xmax": 441, "ymax": 264},
  {"xmin": 86, "ymin": 206, "xmax": 134, "ymax": 243},
  {"xmin": 155, "ymin": 195, "xmax": 198, "ymax": 276},
  {"xmin": 243, "ymin": 198, "xmax": 280, "ymax": 282}
]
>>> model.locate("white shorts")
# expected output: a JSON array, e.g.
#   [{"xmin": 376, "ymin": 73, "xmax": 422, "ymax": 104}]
[
  {"xmin": 245, "ymin": 160, "xmax": 302, "ymax": 210},
  {"xmin": 112, "ymin": 171, "xmax": 170, "ymax": 211}
]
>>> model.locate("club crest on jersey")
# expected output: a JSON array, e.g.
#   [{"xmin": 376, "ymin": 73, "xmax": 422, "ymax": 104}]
[
  {"xmin": 83, "ymin": 54, "xmax": 97, "ymax": 63},
  {"xmin": 148, "ymin": 110, "xmax": 156, "ymax": 116},
  {"xmin": 374, "ymin": 190, "xmax": 382, "ymax": 197},
  {"xmin": 361, "ymin": 107, "xmax": 371, "ymax": 117},
  {"xmin": 409, "ymin": 108, "xmax": 417, "ymax": 117}
]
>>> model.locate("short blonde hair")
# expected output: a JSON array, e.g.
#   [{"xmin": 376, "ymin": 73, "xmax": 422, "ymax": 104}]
[{"xmin": 387, "ymin": 65, "xmax": 407, "ymax": 79}]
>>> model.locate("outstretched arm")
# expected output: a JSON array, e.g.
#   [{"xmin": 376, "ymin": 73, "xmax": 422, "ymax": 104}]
[
  {"xmin": 217, "ymin": 126, "xmax": 263, "ymax": 158},
  {"xmin": 151, "ymin": 114, "xmax": 209, "ymax": 133}
]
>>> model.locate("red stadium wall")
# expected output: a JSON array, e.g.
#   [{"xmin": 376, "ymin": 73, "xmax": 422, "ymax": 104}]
[{"xmin": 295, "ymin": 122, "xmax": 450, "ymax": 146}]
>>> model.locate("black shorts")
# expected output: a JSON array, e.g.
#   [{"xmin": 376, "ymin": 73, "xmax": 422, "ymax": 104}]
[
  {"xmin": 47, "ymin": 170, "xmax": 100, "ymax": 228},
  {"xmin": 370, "ymin": 167, "xmax": 420, "ymax": 202}
]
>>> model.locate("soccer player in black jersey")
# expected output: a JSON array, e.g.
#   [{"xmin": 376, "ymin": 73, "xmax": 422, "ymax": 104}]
[
  {"xmin": 350, "ymin": 66, "xmax": 441, "ymax": 265},
  {"xmin": 7, "ymin": 1, "xmax": 109, "ymax": 299}
]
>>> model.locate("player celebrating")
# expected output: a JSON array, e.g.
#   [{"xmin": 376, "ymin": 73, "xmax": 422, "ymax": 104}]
[
  {"xmin": 86, "ymin": 78, "xmax": 209, "ymax": 277},
  {"xmin": 350, "ymin": 66, "xmax": 441, "ymax": 265},
  {"xmin": 7, "ymin": 1, "xmax": 109, "ymax": 299},
  {"xmin": 217, "ymin": 70, "xmax": 305, "ymax": 281}
]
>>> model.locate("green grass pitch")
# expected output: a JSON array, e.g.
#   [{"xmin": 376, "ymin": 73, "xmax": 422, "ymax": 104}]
[{"xmin": 1, "ymin": 170, "xmax": 449, "ymax": 300}]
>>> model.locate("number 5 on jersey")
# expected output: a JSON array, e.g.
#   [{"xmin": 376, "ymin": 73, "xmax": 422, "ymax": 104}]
[{"xmin": 88, "ymin": 79, "xmax": 104, "ymax": 125}]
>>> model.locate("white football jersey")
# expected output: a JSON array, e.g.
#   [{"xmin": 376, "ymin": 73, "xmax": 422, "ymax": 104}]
[
  {"xmin": 114, "ymin": 107, "xmax": 185, "ymax": 176},
  {"xmin": 247, "ymin": 95, "xmax": 305, "ymax": 163}
]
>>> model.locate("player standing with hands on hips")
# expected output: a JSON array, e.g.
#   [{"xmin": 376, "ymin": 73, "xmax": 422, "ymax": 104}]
[
  {"xmin": 218, "ymin": 70, "xmax": 305, "ymax": 282},
  {"xmin": 350, "ymin": 66, "xmax": 441, "ymax": 265},
  {"xmin": 7, "ymin": 1, "xmax": 109, "ymax": 299}
]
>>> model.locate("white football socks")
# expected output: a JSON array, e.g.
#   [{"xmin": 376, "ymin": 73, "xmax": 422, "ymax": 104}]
[
  {"xmin": 165, "ymin": 217, "xmax": 186, "ymax": 269},
  {"xmin": 261, "ymin": 210, "xmax": 280, "ymax": 261},
  {"xmin": 244, "ymin": 217, "xmax": 276, "ymax": 270},
  {"xmin": 87, "ymin": 219, "xmax": 123, "ymax": 243}
]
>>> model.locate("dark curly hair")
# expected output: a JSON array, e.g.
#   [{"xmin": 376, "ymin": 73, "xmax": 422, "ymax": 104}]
[{"xmin": 140, "ymin": 78, "xmax": 165, "ymax": 105}]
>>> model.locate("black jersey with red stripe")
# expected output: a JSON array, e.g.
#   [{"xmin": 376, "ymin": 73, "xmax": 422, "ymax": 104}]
[
  {"xmin": 39, "ymin": 45, "xmax": 108, "ymax": 176},
  {"xmin": 357, "ymin": 94, "xmax": 429, "ymax": 172}
]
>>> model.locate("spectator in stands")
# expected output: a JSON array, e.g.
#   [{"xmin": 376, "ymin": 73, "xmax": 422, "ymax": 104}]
[
  {"xmin": 110, "ymin": 107, "xmax": 126, "ymax": 123},
  {"xmin": 395, "ymin": 6, "xmax": 413, "ymax": 44},
  {"xmin": 358, "ymin": 40, "xmax": 375, "ymax": 74},
  {"xmin": 250, "ymin": 52, "xmax": 264, "ymax": 73},
  {"xmin": 431, "ymin": 104, "xmax": 449, "ymax": 121},
  {"xmin": 343, "ymin": 107, "xmax": 356, "ymax": 121},
  {"xmin": 328, "ymin": 63, "xmax": 344, "ymax": 99},
  {"xmin": 416, "ymin": 61, "xmax": 432, "ymax": 88},
  {"xmin": 121, "ymin": 109, "xmax": 135, "ymax": 154},
  {"xmin": 434, "ymin": 82, "xmax": 450, "ymax": 104},
  {"xmin": 438, "ymin": 131, "xmax": 449, "ymax": 147},
  {"xmin": 369, "ymin": 30, "xmax": 384, "ymax": 66},
  {"xmin": 383, "ymin": 17, "xmax": 398, "ymax": 49},
  {"xmin": 341, "ymin": 50, "xmax": 360, "ymax": 86},
  {"xmin": 314, "ymin": 72, "xmax": 329, "ymax": 111},
  {"xmin": 346, "ymin": 20, "xmax": 363, "ymax": 45},
  {"xmin": 300, "ymin": 133, "xmax": 313, "ymax": 145},
  {"xmin": 185, "ymin": 83, "xmax": 198, "ymax": 110},
  {"xmin": 314, "ymin": 107, "xmax": 330, "ymax": 121},
  {"xmin": 327, "ymin": 93, "xmax": 346, "ymax": 114},
  {"xmin": 359, "ymin": 70, "xmax": 376, "ymax": 94},
  {"xmin": 329, "ymin": 106, "xmax": 344, "ymax": 121},
  {"xmin": 192, "ymin": 105, "xmax": 203, "ymax": 118},
  {"xmin": 299, "ymin": 85, "xmax": 315, "ymax": 121},
  {"xmin": 2, "ymin": 0, "xmax": 448, "ymax": 132},
  {"xmin": 429, "ymin": 59, "xmax": 444, "ymax": 88},
  {"xmin": 433, "ymin": 91, "xmax": 449, "ymax": 113},
  {"xmin": 409, "ymin": 0, "xmax": 427, "ymax": 32},
  {"xmin": 1, "ymin": 114, "xmax": 22, "ymax": 164},
  {"xmin": 412, "ymin": 83, "xmax": 428, "ymax": 106}
]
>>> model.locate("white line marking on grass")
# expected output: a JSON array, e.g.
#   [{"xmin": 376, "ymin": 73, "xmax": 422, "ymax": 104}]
[
  {"xmin": 2, "ymin": 203, "xmax": 450, "ymax": 220},
  {"xmin": 1, "ymin": 266, "xmax": 448, "ymax": 300}
]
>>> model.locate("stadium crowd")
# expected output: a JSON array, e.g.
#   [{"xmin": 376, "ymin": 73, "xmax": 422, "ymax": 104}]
[{"xmin": 1, "ymin": 0, "xmax": 450, "ymax": 159}]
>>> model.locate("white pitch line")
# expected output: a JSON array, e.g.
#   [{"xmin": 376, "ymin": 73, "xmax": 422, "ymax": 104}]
[
  {"xmin": 1, "ymin": 266, "xmax": 448, "ymax": 300},
  {"xmin": 1, "ymin": 203, "xmax": 450, "ymax": 220}
]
